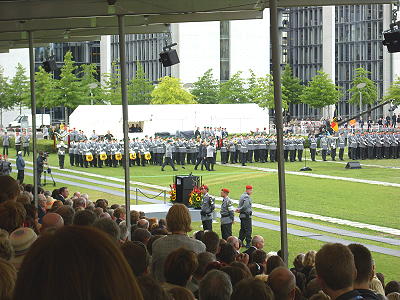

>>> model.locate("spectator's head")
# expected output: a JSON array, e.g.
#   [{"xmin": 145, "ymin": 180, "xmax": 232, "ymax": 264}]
[
  {"xmin": 93, "ymin": 218, "xmax": 120, "ymax": 242},
  {"xmin": 218, "ymin": 243, "xmax": 237, "ymax": 265},
  {"xmin": 309, "ymin": 291, "xmax": 330, "ymax": 300},
  {"xmin": 251, "ymin": 235, "xmax": 265, "ymax": 250},
  {"xmin": 230, "ymin": 261, "xmax": 253, "ymax": 278},
  {"xmin": 0, "ymin": 229, "xmax": 13, "ymax": 261},
  {"xmin": 55, "ymin": 206, "xmax": 75, "ymax": 226},
  {"xmin": 121, "ymin": 241, "xmax": 150, "ymax": 277},
  {"xmin": 203, "ymin": 230, "xmax": 220, "ymax": 255},
  {"xmin": 137, "ymin": 275, "xmax": 172, "ymax": 300},
  {"xmin": 59, "ymin": 187, "xmax": 69, "ymax": 199},
  {"xmin": 293, "ymin": 253, "xmax": 305, "ymax": 270},
  {"xmin": 166, "ymin": 204, "xmax": 192, "ymax": 233},
  {"xmin": 40, "ymin": 213, "xmax": 64, "ymax": 233},
  {"xmin": 227, "ymin": 236, "xmax": 240, "ymax": 251},
  {"xmin": 252, "ymin": 249, "xmax": 267, "ymax": 266},
  {"xmin": 315, "ymin": 243, "xmax": 356, "ymax": 295},
  {"xmin": 81, "ymin": 193, "xmax": 89, "ymax": 201},
  {"xmin": 164, "ymin": 248, "xmax": 198, "ymax": 287},
  {"xmin": 0, "ymin": 258, "xmax": 17, "ymax": 300},
  {"xmin": 130, "ymin": 210, "xmax": 140, "ymax": 224},
  {"xmin": 194, "ymin": 251, "xmax": 217, "ymax": 280},
  {"xmin": 231, "ymin": 278, "xmax": 274, "ymax": 300},
  {"xmin": 376, "ymin": 273, "xmax": 385, "ymax": 288},
  {"xmin": 50, "ymin": 200, "xmax": 63, "ymax": 212},
  {"xmin": 168, "ymin": 286, "xmax": 195, "ymax": 300},
  {"xmin": 268, "ymin": 267, "xmax": 296, "ymax": 300},
  {"xmin": 266, "ymin": 255, "xmax": 285, "ymax": 275},
  {"xmin": 248, "ymin": 262, "xmax": 265, "ymax": 276},
  {"xmin": 147, "ymin": 235, "xmax": 163, "ymax": 255},
  {"xmin": 221, "ymin": 266, "xmax": 249, "ymax": 287},
  {"xmin": 16, "ymin": 192, "xmax": 31, "ymax": 205},
  {"xmin": 95, "ymin": 199, "xmax": 108, "ymax": 211},
  {"xmin": 0, "ymin": 201, "xmax": 26, "ymax": 233},
  {"xmin": 386, "ymin": 281, "xmax": 400, "ymax": 296},
  {"xmin": 64, "ymin": 198, "xmax": 73, "ymax": 207},
  {"xmin": 113, "ymin": 207, "xmax": 126, "ymax": 220},
  {"xmin": 132, "ymin": 228, "xmax": 151, "ymax": 245},
  {"xmin": 119, "ymin": 221, "xmax": 128, "ymax": 241},
  {"xmin": 194, "ymin": 230, "xmax": 204, "ymax": 241},
  {"xmin": 137, "ymin": 219, "xmax": 149, "ymax": 230},
  {"xmin": 0, "ymin": 176, "xmax": 20, "ymax": 204},
  {"xmin": 73, "ymin": 197, "xmax": 86, "ymax": 209},
  {"xmin": 348, "ymin": 244, "xmax": 374, "ymax": 286},
  {"xmin": 304, "ymin": 250, "xmax": 317, "ymax": 268},
  {"xmin": 73, "ymin": 209, "xmax": 97, "ymax": 226},
  {"xmin": 199, "ymin": 269, "xmax": 232, "ymax": 300},
  {"xmin": 305, "ymin": 278, "xmax": 323, "ymax": 299},
  {"xmin": 14, "ymin": 226, "xmax": 143, "ymax": 300}
]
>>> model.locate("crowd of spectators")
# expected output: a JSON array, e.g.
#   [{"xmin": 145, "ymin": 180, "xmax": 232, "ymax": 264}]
[{"xmin": 0, "ymin": 174, "xmax": 399, "ymax": 300}]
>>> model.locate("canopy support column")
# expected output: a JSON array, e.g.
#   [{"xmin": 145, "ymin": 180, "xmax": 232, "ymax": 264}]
[
  {"xmin": 118, "ymin": 14, "xmax": 131, "ymax": 239},
  {"xmin": 28, "ymin": 31, "xmax": 38, "ymax": 206},
  {"xmin": 270, "ymin": 0, "xmax": 289, "ymax": 265}
]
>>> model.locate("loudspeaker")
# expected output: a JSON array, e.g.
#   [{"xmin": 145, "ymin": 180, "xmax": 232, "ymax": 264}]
[
  {"xmin": 42, "ymin": 60, "xmax": 58, "ymax": 72},
  {"xmin": 159, "ymin": 49, "xmax": 180, "ymax": 67},
  {"xmin": 345, "ymin": 162, "xmax": 361, "ymax": 169},
  {"xmin": 175, "ymin": 175, "xmax": 200, "ymax": 206}
]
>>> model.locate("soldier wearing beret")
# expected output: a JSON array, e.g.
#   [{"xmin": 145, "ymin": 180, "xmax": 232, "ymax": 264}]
[
  {"xmin": 220, "ymin": 188, "xmax": 234, "ymax": 240},
  {"xmin": 236, "ymin": 185, "xmax": 253, "ymax": 248},
  {"xmin": 200, "ymin": 185, "xmax": 215, "ymax": 231}
]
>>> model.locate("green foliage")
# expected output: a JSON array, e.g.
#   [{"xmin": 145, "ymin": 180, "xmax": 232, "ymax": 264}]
[
  {"xmin": 247, "ymin": 71, "xmax": 288, "ymax": 109},
  {"xmin": 34, "ymin": 66, "xmax": 57, "ymax": 110},
  {"xmin": 282, "ymin": 64, "xmax": 304, "ymax": 104},
  {"xmin": 79, "ymin": 64, "xmax": 105, "ymax": 105},
  {"xmin": 219, "ymin": 72, "xmax": 249, "ymax": 103},
  {"xmin": 0, "ymin": 66, "xmax": 11, "ymax": 110},
  {"xmin": 300, "ymin": 71, "xmax": 342, "ymax": 108},
  {"xmin": 56, "ymin": 51, "xmax": 85, "ymax": 109},
  {"xmin": 348, "ymin": 67, "xmax": 377, "ymax": 105},
  {"xmin": 191, "ymin": 69, "xmax": 220, "ymax": 104},
  {"xmin": 9, "ymin": 63, "xmax": 30, "ymax": 111},
  {"xmin": 127, "ymin": 62, "xmax": 154, "ymax": 105},
  {"xmin": 102, "ymin": 61, "xmax": 121, "ymax": 104},
  {"xmin": 151, "ymin": 76, "xmax": 196, "ymax": 104},
  {"xmin": 384, "ymin": 76, "xmax": 400, "ymax": 105}
]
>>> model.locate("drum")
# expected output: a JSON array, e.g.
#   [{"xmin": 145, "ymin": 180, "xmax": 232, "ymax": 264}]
[
  {"xmin": 85, "ymin": 152, "xmax": 94, "ymax": 162},
  {"xmin": 99, "ymin": 152, "xmax": 107, "ymax": 161},
  {"xmin": 115, "ymin": 152, "xmax": 123, "ymax": 161}
]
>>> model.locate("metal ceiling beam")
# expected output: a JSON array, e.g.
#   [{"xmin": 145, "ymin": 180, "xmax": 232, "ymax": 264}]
[{"xmin": 0, "ymin": 11, "xmax": 262, "ymax": 34}]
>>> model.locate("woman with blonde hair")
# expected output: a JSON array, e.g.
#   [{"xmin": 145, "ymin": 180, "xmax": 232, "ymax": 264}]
[
  {"xmin": 151, "ymin": 204, "xmax": 206, "ymax": 282},
  {"xmin": 0, "ymin": 258, "xmax": 17, "ymax": 300},
  {"xmin": 14, "ymin": 226, "xmax": 143, "ymax": 300},
  {"xmin": 303, "ymin": 250, "xmax": 317, "ymax": 280}
]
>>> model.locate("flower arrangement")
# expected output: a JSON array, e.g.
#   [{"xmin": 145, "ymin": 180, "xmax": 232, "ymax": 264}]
[
  {"xmin": 188, "ymin": 186, "xmax": 202, "ymax": 209},
  {"xmin": 169, "ymin": 184, "xmax": 177, "ymax": 203}
]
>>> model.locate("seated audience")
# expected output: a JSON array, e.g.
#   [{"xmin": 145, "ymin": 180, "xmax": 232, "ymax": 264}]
[
  {"xmin": 199, "ymin": 269, "xmax": 232, "ymax": 300},
  {"xmin": 386, "ymin": 281, "xmax": 400, "ymax": 296},
  {"xmin": 0, "ymin": 201, "xmax": 26, "ymax": 233},
  {"xmin": 40, "ymin": 213, "xmax": 64, "ymax": 233},
  {"xmin": 93, "ymin": 218, "xmax": 120, "ymax": 242},
  {"xmin": 0, "ymin": 176, "xmax": 20, "ymax": 203},
  {"xmin": 9, "ymin": 227, "xmax": 37, "ymax": 271},
  {"xmin": 266, "ymin": 255, "xmax": 285, "ymax": 275},
  {"xmin": 218, "ymin": 243, "xmax": 237, "ymax": 265},
  {"xmin": 137, "ymin": 275, "xmax": 172, "ymax": 300},
  {"xmin": 221, "ymin": 265, "xmax": 249, "ymax": 287},
  {"xmin": 168, "ymin": 286, "xmax": 196, "ymax": 300},
  {"xmin": 244, "ymin": 235, "xmax": 265, "ymax": 256},
  {"xmin": 73, "ymin": 210, "xmax": 97, "ymax": 226},
  {"xmin": 56, "ymin": 205, "xmax": 75, "ymax": 226},
  {"xmin": 203, "ymin": 230, "xmax": 220, "ymax": 255},
  {"xmin": 113, "ymin": 207, "xmax": 126, "ymax": 224},
  {"xmin": 227, "ymin": 236, "xmax": 241, "ymax": 253},
  {"xmin": 13, "ymin": 226, "xmax": 143, "ymax": 300},
  {"xmin": 231, "ymin": 277, "xmax": 274, "ymax": 300},
  {"xmin": 137, "ymin": 218, "xmax": 149, "ymax": 230},
  {"xmin": 0, "ymin": 258, "xmax": 17, "ymax": 300},
  {"xmin": 0, "ymin": 229, "xmax": 13, "ymax": 261},
  {"xmin": 268, "ymin": 267, "xmax": 296, "ymax": 300},
  {"xmin": 132, "ymin": 228, "xmax": 151, "ymax": 245},
  {"xmin": 151, "ymin": 204, "xmax": 206, "ymax": 282},
  {"xmin": 164, "ymin": 247, "xmax": 198, "ymax": 288},
  {"xmin": 121, "ymin": 241, "xmax": 150, "ymax": 277}
]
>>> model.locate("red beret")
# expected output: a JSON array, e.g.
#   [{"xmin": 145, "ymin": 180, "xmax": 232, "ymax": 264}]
[
  {"xmin": 221, "ymin": 188, "xmax": 230, "ymax": 193},
  {"xmin": 246, "ymin": 185, "xmax": 253, "ymax": 190},
  {"xmin": 201, "ymin": 185, "xmax": 209, "ymax": 190}
]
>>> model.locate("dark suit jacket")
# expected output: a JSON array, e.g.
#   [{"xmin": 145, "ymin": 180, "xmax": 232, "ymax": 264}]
[{"xmin": 243, "ymin": 246, "xmax": 257, "ymax": 256}]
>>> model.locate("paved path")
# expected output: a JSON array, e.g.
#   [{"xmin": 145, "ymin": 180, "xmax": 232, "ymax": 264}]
[{"xmin": 17, "ymin": 170, "xmax": 400, "ymax": 257}]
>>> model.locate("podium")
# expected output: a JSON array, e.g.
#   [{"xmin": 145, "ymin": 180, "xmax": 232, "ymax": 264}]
[{"xmin": 175, "ymin": 175, "xmax": 201, "ymax": 206}]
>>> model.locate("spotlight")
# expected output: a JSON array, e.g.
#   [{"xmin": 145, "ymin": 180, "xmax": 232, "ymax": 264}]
[
  {"xmin": 42, "ymin": 59, "xmax": 57, "ymax": 73},
  {"xmin": 383, "ymin": 22, "xmax": 400, "ymax": 53},
  {"xmin": 159, "ymin": 43, "xmax": 180, "ymax": 67}
]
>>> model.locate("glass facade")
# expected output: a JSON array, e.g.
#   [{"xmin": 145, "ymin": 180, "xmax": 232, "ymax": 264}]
[
  {"xmin": 110, "ymin": 33, "xmax": 171, "ymax": 83},
  {"xmin": 287, "ymin": 5, "xmax": 384, "ymax": 120}
]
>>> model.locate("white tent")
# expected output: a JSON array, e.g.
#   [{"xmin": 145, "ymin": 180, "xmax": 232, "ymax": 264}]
[{"xmin": 69, "ymin": 104, "xmax": 269, "ymax": 138}]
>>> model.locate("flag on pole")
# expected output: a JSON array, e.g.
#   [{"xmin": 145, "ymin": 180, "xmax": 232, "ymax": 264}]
[{"xmin": 331, "ymin": 121, "xmax": 338, "ymax": 132}]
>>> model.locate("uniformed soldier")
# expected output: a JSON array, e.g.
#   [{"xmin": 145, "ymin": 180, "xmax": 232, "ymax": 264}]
[
  {"xmin": 194, "ymin": 141, "xmax": 207, "ymax": 171},
  {"xmin": 57, "ymin": 141, "xmax": 68, "ymax": 169},
  {"xmin": 247, "ymin": 138, "xmax": 254, "ymax": 163},
  {"xmin": 289, "ymin": 137, "xmax": 296, "ymax": 162},
  {"xmin": 269, "ymin": 136, "xmax": 277, "ymax": 162},
  {"xmin": 161, "ymin": 140, "xmax": 177, "ymax": 171},
  {"xmin": 359, "ymin": 133, "xmax": 367, "ymax": 160},
  {"xmin": 338, "ymin": 133, "xmax": 346, "ymax": 161},
  {"xmin": 375, "ymin": 132, "xmax": 383, "ymax": 159},
  {"xmin": 320, "ymin": 135, "xmax": 328, "ymax": 161},
  {"xmin": 240, "ymin": 137, "xmax": 248, "ymax": 166},
  {"xmin": 258, "ymin": 136, "xmax": 267, "ymax": 163},
  {"xmin": 236, "ymin": 185, "xmax": 253, "ymax": 248},
  {"xmin": 15, "ymin": 132, "xmax": 22, "ymax": 153},
  {"xmin": 2, "ymin": 132, "xmax": 10, "ymax": 156},
  {"xmin": 383, "ymin": 132, "xmax": 391, "ymax": 159},
  {"xmin": 296, "ymin": 136, "xmax": 304, "ymax": 162},
  {"xmin": 220, "ymin": 140, "xmax": 228, "ymax": 164},
  {"xmin": 283, "ymin": 136, "xmax": 290, "ymax": 162},
  {"xmin": 206, "ymin": 142, "xmax": 216, "ymax": 171},
  {"xmin": 220, "ymin": 188, "xmax": 234, "ymax": 240},
  {"xmin": 22, "ymin": 131, "xmax": 30, "ymax": 156},
  {"xmin": 309, "ymin": 135, "xmax": 317, "ymax": 161},
  {"xmin": 328, "ymin": 136, "xmax": 337, "ymax": 161},
  {"xmin": 229, "ymin": 139, "xmax": 236, "ymax": 164},
  {"xmin": 200, "ymin": 185, "xmax": 215, "ymax": 231}
]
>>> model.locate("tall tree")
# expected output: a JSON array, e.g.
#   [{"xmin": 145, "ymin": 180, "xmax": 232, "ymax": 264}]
[
  {"xmin": 281, "ymin": 64, "xmax": 304, "ymax": 104},
  {"xmin": 34, "ymin": 66, "xmax": 57, "ymax": 125},
  {"xmin": 248, "ymin": 72, "xmax": 288, "ymax": 109},
  {"xmin": 79, "ymin": 64, "xmax": 104, "ymax": 105},
  {"xmin": 0, "ymin": 66, "xmax": 11, "ymax": 127},
  {"xmin": 9, "ymin": 63, "xmax": 30, "ymax": 114},
  {"xmin": 219, "ymin": 71, "xmax": 249, "ymax": 103},
  {"xmin": 127, "ymin": 62, "xmax": 154, "ymax": 105},
  {"xmin": 384, "ymin": 76, "xmax": 400, "ymax": 105},
  {"xmin": 151, "ymin": 76, "xmax": 196, "ymax": 104},
  {"xmin": 348, "ymin": 67, "xmax": 377, "ymax": 106},
  {"xmin": 191, "ymin": 69, "xmax": 219, "ymax": 104},
  {"xmin": 300, "ymin": 71, "xmax": 342, "ymax": 108},
  {"xmin": 55, "ymin": 51, "xmax": 85, "ymax": 123},
  {"xmin": 102, "ymin": 61, "xmax": 121, "ymax": 104}
]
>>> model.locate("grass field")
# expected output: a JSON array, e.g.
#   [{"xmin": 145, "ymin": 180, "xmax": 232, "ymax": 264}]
[{"xmin": 6, "ymin": 147, "xmax": 400, "ymax": 281}]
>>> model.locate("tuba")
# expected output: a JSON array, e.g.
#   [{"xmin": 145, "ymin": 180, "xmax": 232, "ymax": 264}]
[
  {"xmin": 99, "ymin": 152, "xmax": 107, "ymax": 161},
  {"xmin": 129, "ymin": 152, "xmax": 136, "ymax": 160},
  {"xmin": 115, "ymin": 152, "xmax": 123, "ymax": 160},
  {"xmin": 144, "ymin": 152, "xmax": 151, "ymax": 160},
  {"xmin": 85, "ymin": 152, "xmax": 94, "ymax": 162}
]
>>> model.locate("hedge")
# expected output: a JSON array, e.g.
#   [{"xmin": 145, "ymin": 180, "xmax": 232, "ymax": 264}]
[{"xmin": 3, "ymin": 138, "xmax": 57, "ymax": 154}]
